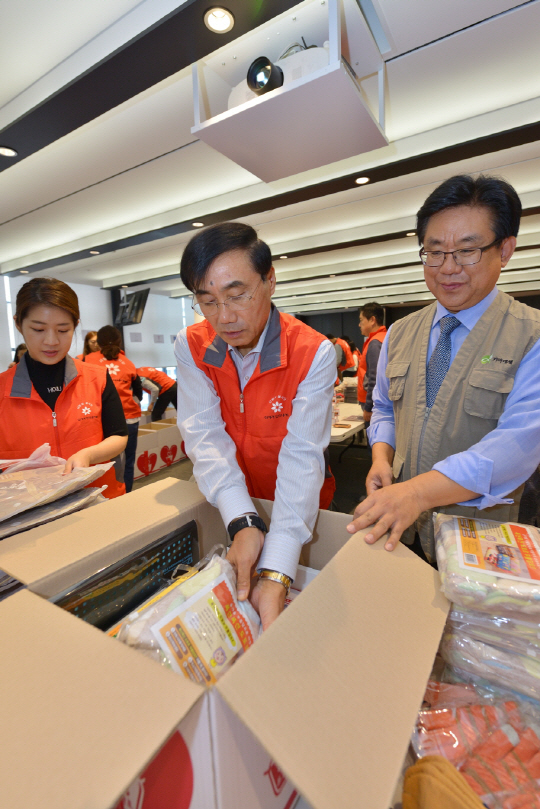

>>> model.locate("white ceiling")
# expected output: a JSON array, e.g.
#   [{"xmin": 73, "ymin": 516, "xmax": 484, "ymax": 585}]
[{"xmin": 1, "ymin": 0, "xmax": 540, "ymax": 316}]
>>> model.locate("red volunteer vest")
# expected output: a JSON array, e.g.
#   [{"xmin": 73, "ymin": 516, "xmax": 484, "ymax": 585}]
[
  {"xmin": 357, "ymin": 326, "xmax": 387, "ymax": 403},
  {"xmin": 0, "ymin": 357, "xmax": 125, "ymax": 498},
  {"xmin": 137, "ymin": 367, "xmax": 175, "ymax": 393},
  {"xmin": 86, "ymin": 350, "xmax": 141, "ymax": 419},
  {"xmin": 336, "ymin": 337, "xmax": 354, "ymax": 371},
  {"xmin": 187, "ymin": 308, "xmax": 336, "ymax": 508}
]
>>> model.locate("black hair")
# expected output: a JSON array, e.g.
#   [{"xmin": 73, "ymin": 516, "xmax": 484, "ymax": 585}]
[
  {"xmin": 360, "ymin": 302, "xmax": 384, "ymax": 326},
  {"xmin": 180, "ymin": 222, "xmax": 272, "ymax": 292},
  {"xmin": 325, "ymin": 333, "xmax": 336, "ymax": 340},
  {"xmin": 416, "ymin": 174, "xmax": 522, "ymax": 244},
  {"xmin": 97, "ymin": 325, "xmax": 122, "ymax": 361}
]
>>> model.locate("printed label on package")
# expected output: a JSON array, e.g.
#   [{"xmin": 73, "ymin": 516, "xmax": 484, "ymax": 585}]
[
  {"xmin": 151, "ymin": 572, "xmax": 255, "ymax": 685},
  {"xmin": 455, "ymin": 517, "xmax": 540, "ymax": 582}
]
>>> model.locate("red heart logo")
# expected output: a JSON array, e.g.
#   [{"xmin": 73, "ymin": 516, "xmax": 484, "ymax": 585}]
[
  {"xmin": 160, "ymin": 444, "xmax": 178, "ymax": 466},
  {"xmin": 137, "ymin": 451, "xmax": 157, "ymax": 476}
]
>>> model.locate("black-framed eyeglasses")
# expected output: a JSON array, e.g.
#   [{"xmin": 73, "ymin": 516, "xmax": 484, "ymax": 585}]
[
  {"xmin": 192, "ymin": 277, "xmax": 263, "ymax": 317},
  {"xmin": 419, "ymin": 238, "xmax": 502, "ymax": 267}
]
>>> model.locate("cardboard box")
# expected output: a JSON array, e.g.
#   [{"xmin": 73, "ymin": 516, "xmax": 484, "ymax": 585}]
[
  {"xmin": 0, "ymin": 479, "xmax": 449, "ymax": 809},
  {"xmin": 134, "ymin": 424, "xmax": 186, "ymax": 479}
]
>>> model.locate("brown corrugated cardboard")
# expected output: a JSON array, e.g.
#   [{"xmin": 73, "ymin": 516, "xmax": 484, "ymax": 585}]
[
  {"xmin": 0, "ymin": 588, "xmax": 201, "ymax": 809},
  {"xmin": 0, "ymin": 479, "xmax": 450, "ymax": 809}
]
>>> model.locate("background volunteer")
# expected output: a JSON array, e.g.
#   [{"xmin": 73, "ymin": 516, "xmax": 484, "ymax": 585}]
[
  {"xmin": 86, "ymin": 325, "xmax": 142, "ymax": 493},
  {"xmin": 347, "ymin": 174, "xmax": 540, "ymax": 562},
  {"xmin": 0, "ymin": 277, "xmax": 127, "ymax": 497},
  {"xmin": 175, "ymin": 222, "xmax": 336, "ymax": 630},
  {"xmin": 357, "ymin": 302, "xmax": 387, "ymax": 423},
  {"xmin": 137, "ymin": 366, "xmax": 177, "ymax": 421}
]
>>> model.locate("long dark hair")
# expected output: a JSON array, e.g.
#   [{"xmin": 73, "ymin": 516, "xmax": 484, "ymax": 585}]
[
  {"xmin": 97, "ymin": 325, "xmax": 122, "ymax": 360},
  {"xmin": 83, "ymin": 330, "xmax": 98, "ymax": 356}
]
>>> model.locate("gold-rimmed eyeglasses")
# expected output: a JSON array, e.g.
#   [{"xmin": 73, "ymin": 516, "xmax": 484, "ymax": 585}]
[
  {"xmin": 419, "ymin": 238, "xmax": 502, "ymax": 267},
  {"xmin": 192, "ymin": 277, "xmax": 263, "ymax": 317}
]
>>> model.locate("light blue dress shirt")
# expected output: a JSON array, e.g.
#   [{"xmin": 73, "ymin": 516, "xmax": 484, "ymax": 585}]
[{"xmin": 368, "ymin": 289, "xmax": 540, "ymax": 508}]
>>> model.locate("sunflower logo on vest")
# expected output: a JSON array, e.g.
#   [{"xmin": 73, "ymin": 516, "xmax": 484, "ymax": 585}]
[
  {"xmin": 267, "ymin": 395, "xmax": 288, "ymax": 419},
  {"xmin": 106, "ymin": 363, "xmax": 121, "ymax": 376},
  {"xmin": 77, "ymin": 401, "xmax": 95, "ymax": 420}
]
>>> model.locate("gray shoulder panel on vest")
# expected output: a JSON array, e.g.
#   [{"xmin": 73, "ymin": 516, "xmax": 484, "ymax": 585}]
[
  {"xmin": 10, "ymin": 356, "xmax": 32, "ymax": 398},
  {"xmin": 65, "ymin": 356, "xmax": 78, "ymax": 385},
  {"xmin": 259, "ymin": 305, "xmax": 282, "ymax": 373},
  {"xmin": 203, "ymin": 335, "xmax": 228, "ymax": 368}
]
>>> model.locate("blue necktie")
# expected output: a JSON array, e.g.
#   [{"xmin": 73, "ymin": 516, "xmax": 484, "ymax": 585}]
[{"xmin": 426, "ymin": 315, "xmax": 461, "ymax": 408}]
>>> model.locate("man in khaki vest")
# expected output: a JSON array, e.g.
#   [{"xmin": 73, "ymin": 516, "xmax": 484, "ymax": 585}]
[{"xmin": 346, "ymin": 174, "xmax": 540, "ymax": 564}]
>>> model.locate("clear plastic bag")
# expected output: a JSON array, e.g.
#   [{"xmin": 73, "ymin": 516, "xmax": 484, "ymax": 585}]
[
  {"xmin": 116, "ymin": 553, "xmax": 261, "ymax": 684},
  {"xmin": 0, "ymin": 444, "xmax": 113, "ymax": 522},
  {"xmin": 449, "ymin": 607, "xmax": 540, "ymax": 661},
  {"xmin": 0, "ymin": 486, "xmax": 107, "ymax": 540},
  {"xmin": 434, "ymin": 513, "xmax": 540, "ymax": 617}
]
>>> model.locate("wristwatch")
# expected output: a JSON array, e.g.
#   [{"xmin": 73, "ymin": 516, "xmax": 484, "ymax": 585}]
[
  {"xmin": 227, "ymin": 513, "xmax": 268, "ymax": 543},
  {"xmin": 258, "ymin": 569, "xmax": 293, "ymax": 595}
]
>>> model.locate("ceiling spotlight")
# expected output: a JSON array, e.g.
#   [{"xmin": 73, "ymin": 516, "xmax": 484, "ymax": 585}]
[
  {"xmin": 280, "ymin": 255, "xmax": 288, "ymax": 259},
  {"xmin": 204, "ymin": 7, "xmax": 235, "ymax": 33},
  {"xmin": 89, "ymin": 250, "xmax": 100, "ymax": 255},
  {"xmin": 121, "ymin": 285, "xmax": 128, "ymax": 288},
  {"xmin": 20, "ymin": 270, "xmax": 29, "ymax": 274},
  {"xmin": 247, "ymin": 56, "xmax": 284, "ymax": 96},
  {"xmin": 330, "ymin": 274, "xmax": 335, "ymax": 277},
  {"xmin": 192, "ymin": 222, "xmax": 204, "ymax": 228},
  {"xmin": 406, "ymin": 231, "xmax": 416, "ymax": 237},
  {"xmin": 0, "ymin": 146, "xmax": 17, "ymax": 157},
  {"xmin": 355, "ymin": 176, "xmax": 370, "ymax": 185}
]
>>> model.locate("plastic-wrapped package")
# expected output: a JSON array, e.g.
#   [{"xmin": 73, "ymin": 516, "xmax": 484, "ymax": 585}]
[
  {"xmin": 440, "ymin": 631, "xmax": 540, "ymax": 702},
  {"xmin": 435, "ymin": 513, "xmax": 540, "ymax": 617},
  {"xmin": 0, "ymin": 486, "xmax": 107, "ymax": 540},
  {"xmin": 0, "ymin": 444, "xmax": 113, "ymax": 522},
  {"xmin": 116, "ymin": 554, "xmax": 261, "ymax": 684},
  {"xmin": 449, "ymin": 607, "xmax": 540, "ymax": 660}
]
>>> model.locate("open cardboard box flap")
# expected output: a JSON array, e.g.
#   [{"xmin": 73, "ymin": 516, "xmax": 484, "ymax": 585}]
[
  {"xmin": 0, "ymin": 478, "xmax": 224, "ymax": 596},
  {"xmin": 0, "ymin": 588, "xmax": 202, "ymax": 809},
  {"xmin": 217, "ymin": 528, "xmax": 449, "ymax": 809}
]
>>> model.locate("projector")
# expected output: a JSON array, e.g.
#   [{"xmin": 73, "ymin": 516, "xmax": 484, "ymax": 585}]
[{"xmin": 228, "ymin": 43, "xmax": 330, "ymax": 110}]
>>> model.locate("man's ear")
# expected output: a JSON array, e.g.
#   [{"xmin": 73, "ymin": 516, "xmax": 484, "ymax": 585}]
[
  {"xmin": 267, "ymin": 267, "xmax": 276, "ymax": 295},
  {"xmin": 500, "ymin": 236, "xmax": 517, "ymax": 268}
]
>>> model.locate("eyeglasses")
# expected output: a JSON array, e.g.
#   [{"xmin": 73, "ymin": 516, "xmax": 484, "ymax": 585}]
[
  {"xmin": 192, "ymin": 277, "xmax": 263, "ymax": 317},
  {"xmin": 419, "ymin": 238, "xmax": 502, "ymax": 267}
]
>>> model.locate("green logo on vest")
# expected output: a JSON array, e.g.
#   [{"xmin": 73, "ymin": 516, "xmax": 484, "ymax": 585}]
[{"xmin": 481, "ymin": 354, "xmax": 492, "ymax": 364}]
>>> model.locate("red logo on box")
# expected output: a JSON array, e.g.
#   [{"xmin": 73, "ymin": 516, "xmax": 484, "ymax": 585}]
[
  {"xmin": 160, "ymin": 445, "xmax": 177, "ymax": 466},
  {"xmin": 137, "ymin": 451, "xmax": 157, "ymax": 476},
  {"xmin": 264, "ymin": 761, "xmax": 287, "ymax": 796},
  {"xmin": 115, "ymin": 731, "xmax": 193, "ymax": 809}
]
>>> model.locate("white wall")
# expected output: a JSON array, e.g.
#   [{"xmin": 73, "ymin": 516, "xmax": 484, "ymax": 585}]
[
  {"xmin": 3, "ymin": 277, "xmax": 113, "ymax": 364},
  {"xmin": 123, "ymin": 294, "xmax": 194, "ymax": 368}
]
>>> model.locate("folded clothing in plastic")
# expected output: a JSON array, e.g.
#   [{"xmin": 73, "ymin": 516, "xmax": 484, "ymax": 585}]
[
  {"xmin": 0, "ymin": 486, "xmax": 107, "ymax": 540},
  {"xmin": 440, "ymin": 632, "xmax": 540, "ymax": 703},
  {"xmin": 449, "ymin": 607, "xmax": 540, "ymax": 661},
  {"xmin": 116, "ymin": 554, "xmax": 261, "ymax": 685},
  {"xmin": 435, "ymin": 513, "xmax": 540, "ymax": 617},
  {"xmin": 0, "ymin": 443, "xmax": 113, "ymax": 522}
]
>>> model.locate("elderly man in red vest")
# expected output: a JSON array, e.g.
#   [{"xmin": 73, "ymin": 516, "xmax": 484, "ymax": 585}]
[
  {"xmin": 357, "ymin": 302, "xmax": 387, "ymax": 423},
  {"xmin": 175, "ymin": 222, "xmax": 336, "ymax": 629}
]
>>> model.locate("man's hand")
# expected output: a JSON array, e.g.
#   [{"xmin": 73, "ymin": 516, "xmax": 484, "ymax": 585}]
[
  {"xmin": 63, "ymin": 448, "xmax": 92, "ymax": 474},
  {"xmin": 226, "ymin": 526, "xmax": 264, "ymax": 600},
  {"xmin": 347, "ymin": 478, "xmax": 425, "ymax": 551},
  {"xmin": 362, "ymin": 409, "xmax": 372, "ymax": 423},
  {"xmin": 250, "ymin": 578, "xmax": 287, "ymax": 631},
  {"xmin": 346, "ymin": 470, "xmax": 479, "ymax": 552},
  {"xmin": 365, "ymin": 456, "xmax": 393, "ymax": 494}
]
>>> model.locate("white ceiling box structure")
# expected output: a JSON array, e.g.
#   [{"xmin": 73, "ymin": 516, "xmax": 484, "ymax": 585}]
[{"xmin": 0, "ymin": 0, "xmax": 539, "ymax": 318}]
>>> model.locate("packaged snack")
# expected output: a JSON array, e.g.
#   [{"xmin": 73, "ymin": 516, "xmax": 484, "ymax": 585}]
[
  {"xmin": 435, "ymin": 513, "xmax": 540, "ymax": 617},
  {"xmin": 116, "ymin": 553, "xmax": 261, "ymax": 684}
]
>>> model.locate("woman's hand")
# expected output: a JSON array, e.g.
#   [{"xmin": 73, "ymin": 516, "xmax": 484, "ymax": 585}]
[{"xmin": 63, "ymin": 448, "xmax": 93, "ymax": 474}]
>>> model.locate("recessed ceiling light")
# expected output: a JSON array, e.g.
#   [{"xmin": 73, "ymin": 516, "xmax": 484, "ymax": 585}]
[
  {"xmin": 406, "ymin": 232, "xmax": 416, "ymax": 237},
  {"xmin": 20, "ymin": 270, "xmax": 29, "ymax": 274},
  {"xmin": 192, "ymin": 222, "xmax": 204, "ymax": 228},
  {"xmin": 355, "ymin": 176, "xmax": 370, "ymax": 185},
  {"xmin": 0, "ymin": 146, "xmax": 17, "ymax": 157},
  {"xmin": 121, "ymin": 285, "xmax": 128, "ymax": 288},
  {"xmin": 280, "ymin": 255, "xmax": 288, "ymax": 259},
  {"xmin": 330, "ymin": 274, "xmax": 335, "ymax": 277},
  {"xmin": 204, "ymin": 7, "xmax": 234, "ymax": 33},
  {"xmin": 90, "ymin": 250, "xmax": 100, "ymax": 255}
]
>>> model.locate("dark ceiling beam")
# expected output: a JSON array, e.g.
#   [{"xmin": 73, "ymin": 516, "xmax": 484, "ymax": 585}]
[
  {"xmin": 0, "ymin": 0, "xmax": 298, "ymax": 172},
  {"xmin": 6, "ymin": 122, "xmax": 540, "ymax": 281}
]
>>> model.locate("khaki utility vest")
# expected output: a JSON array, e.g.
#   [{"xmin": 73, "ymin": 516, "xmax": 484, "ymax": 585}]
[{"xmin": 386, "ymin": 291, "xmax": 540, "ymax": 561}]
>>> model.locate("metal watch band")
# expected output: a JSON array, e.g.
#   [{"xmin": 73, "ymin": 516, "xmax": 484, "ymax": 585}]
[
  {"xmin": 258, "ymin": 569, "xmax": 293, "ymax": 595},
  {"xmin": 227, "ymin": 513, "xmax": 268, "ymax": 542}
]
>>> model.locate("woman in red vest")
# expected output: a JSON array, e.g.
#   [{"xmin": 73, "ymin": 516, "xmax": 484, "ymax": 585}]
[
  {"xmin": 137, "ymin": 366, "xmax": 177, "ymax": 421},
  {"xmin": 86, "ymin": 326, "xmax": 142, "ymax": 492},
  {"xmin": 0, "ymin": 278, "xmax": 127, "ymax": 498},
  {"xmin": 75, "ymin": 330, "xmax": 99, "ymax": 361}
]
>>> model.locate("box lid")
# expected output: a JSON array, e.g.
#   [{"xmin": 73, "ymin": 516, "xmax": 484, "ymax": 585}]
[
  {"xmin": 0, "ymin": 588, "xmax": 202, "ymax": 809},
  {"xmin": 217, "ymin": 528, "xmax": 449, "ymax": 809},
  {"xmin": 0, "ymin": 478, "xmax": 206, "ymax": 594}
]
